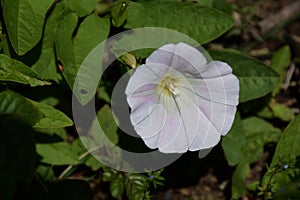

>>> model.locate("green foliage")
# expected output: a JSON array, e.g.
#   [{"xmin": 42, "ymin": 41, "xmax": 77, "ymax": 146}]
[
  {"xmin": 210, "ymin": 50, "xmax": 280, "ymax": 102},
  {"xmin": 124, "ymin": 1, "xmax": 233, "ymax": 44},
  {"xmin": 261, "ymin": 115, "xmax": 300, "ymax": 198},
  {"xmin": 0, "ymin": 0, "xmax": 53, "ymax": 55},
  {"xmin": 0, "ymin": 54, "xmax": 51, "ymax": 86},
  {"xmin": 0, "ymin": 0, "xmax": 295, "ymax": 199},
  {"xmin": 270, "ymin": 45, "xmax": 291, "ymax": 94},
  {"xmin": 0, "ymin": 90, "xmax": 44, "ymax": 125},
  {"xmin": 36, "ymin": 142, "xmax": 80, "ymax": 166},
  {"xmin": 221, "ymin": 112, "xmax": 246, "ymax": 166}
]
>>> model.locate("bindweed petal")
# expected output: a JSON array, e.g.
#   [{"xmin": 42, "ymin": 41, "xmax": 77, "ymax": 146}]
[{"xmin": 125, "ymin": 42, "xmax": 239, "ymax": 154}]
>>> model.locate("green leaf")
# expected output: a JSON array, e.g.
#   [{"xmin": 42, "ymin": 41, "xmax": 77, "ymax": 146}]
[
  {"xmin": 30, "ymin": 100, "xmax": 73, "ymax": 128},
  {"xmin": 36, "ymin": 142, "xmax": 80, "ymax": 165},
  {"xmin": 0, "ymin": 90, "xmax": 44, "ymax": 125},
  {"xmin": 55, "ymin": 12, "xmax": 110, "ymax": 102},
  {"xmin": 243, "ymin": 117, "xmax": 281, "ymax": 163},
  {"xmin": 0, "ymin": 54, "xmax": 51, "ymax": 86},
  {"xmin": 270, "ymin": 45, "xmax": 291, "ymax": 94},
  {"xmin": 97, "ymin": 105, "xmax": 119, "ymax": 144},
  {"xmin": 64, "ymin": 0, "xmax": 98, "ymax": 17},
  {"xmin": 0, "ymin": 0, "xmax": 53, "ymax": 55},
  {"xmin": 110, "ymin": 175, "xmax": 125, "ymax": 200},
  {"xmin": 262, "ymin": 115, "xmax": 300, "ymax": 192},
  {"xmin": 36, "ymin": 164, "xmax": 55, "ymax": 182},
  {"xmin": 124, "ymin": 1, "xmax": 233, "ymax": 44},
  {"xmin": 32, "ymin": 3, "xmax": 65, "ymax": 83},
  {"xmin": 46, "ymin": 179, "xmax": 93, "ymax": 200},
  {"xmin": 0, "ymin": 115, "xmax": 36, "ymax": 200},
  {"xmin": 210, "ymin": 50, "xmax": 280, "ymax": 102},
  {"xmin": 221, "ymin": 112, "xmax": 246, "ymax": 166},
  {"xmin": 111, "ymin": 0, "xmax": 128, "ymax": 27},
  {"xmin": 271, "ymin": 102, "xmax": 295, "ymax": 122},
  {"xmin": 231, "ymin": 160, "xmax": 250, "ymax": 199}
]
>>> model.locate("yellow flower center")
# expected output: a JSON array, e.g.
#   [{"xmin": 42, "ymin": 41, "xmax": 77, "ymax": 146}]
[{"xmin": 159, "ymin": 76, "xmax": 179, "ymax": 96}]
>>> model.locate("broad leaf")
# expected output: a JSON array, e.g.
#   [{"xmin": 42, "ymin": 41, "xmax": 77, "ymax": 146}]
[
  {"xmin": 0, "ymin": 54, "xmax": 51, "ymax": 86},
  {"xmin": 0, "ymin": 115, "xmax": 36, "ymax": 200},
  {"xmin": 64, "ymin": 0, "xmax": 98, "ymax": 17},
  {"xmin": 221, "ymin": 112, "xmax": 246, "ymax": 166},
  {"xmin": 210, "ymin": 50, "xmax": 280, "ymax": 102},
  {"xmin": 243, "ymin": 117, "xmax": 281, "ymax": 163},
  {"xmin": 124, "ymin": 1, "xmax": 233, "ymax": 44},
  {"xmin": 0, "ymin": 90, "xmax": 44, "ymax": 125},
  {"xmin": 30, "ymin": 100, "xmax": 73, "ymax": 129},
  {"xmin": 0, "ymin": 0, "xmax": 53, "ymax": 55},
  {"xmin": 36, "ymin": 142, "xmax": 79, "ymax": 165},
  {"xmin": 55, "ymin": 12, "xmax": 110, "ymax": 102},
  {"xmin": 32, "ymin": 3, "xmax": 65, "ymax": 83}
]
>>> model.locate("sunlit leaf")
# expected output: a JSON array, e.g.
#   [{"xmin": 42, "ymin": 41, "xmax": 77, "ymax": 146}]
[
  {"xmin": 0, "ymin": 0, "xmax": 53, "ymax": 55},
  {"xmin": 124, "ymin": 1, "xmax": 233, "ymax": 44},
  {"xmin": 0, "ymin": 54, "xmax": 51, "ymax": 86}
]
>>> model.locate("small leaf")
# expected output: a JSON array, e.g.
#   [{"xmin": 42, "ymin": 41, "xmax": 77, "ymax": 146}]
[
  {"xmin": 111, "ymin": 0, "xmax": 128, "ymax": 27},
  {"xmin": 210, "ymin": 50, "xmax": 280, "ymax": 102},
  {"xmin": 124, "ymin": 1, "xmax": 233, "ymax": 44},
  {"xmin": 0, "ymin": 90, "xmax": 44, "ymax": 125},
  {"xmin": 270, "ymin": 45, "xmax": 291, "ymax": 94},
  {"xmin": 270, "ymin": 102, "xmax": 295, "ymax": 122},
  {"xmin": 30, "ymin": 100, "xmax": 73, "ymax": 129},
  {"xmin": 0, "ymin": 54, "xmax": 51, "ymax": 86},
  {"xmin": 221, "ymin": 112, "xmax": 246, "ymax": 166},
  {"xmin": 46, "ymin": 179, "xmax": 93, "ymax": 200},
  {"xmin": 110, "ymin": 175, "xmax": 125, "ymax": 200},
  {"xmin": 36, "ymin": 142, "xmax": 80, "ymax": 165},
  {"xmin": 0, "ymin": 0, "xmax": 53, "ymax": 55}
]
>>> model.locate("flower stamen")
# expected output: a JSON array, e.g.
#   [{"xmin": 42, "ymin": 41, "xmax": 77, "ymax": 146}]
[{"xmin": 159, "ymin": 76, "xmax": 179, "ymax": 96}]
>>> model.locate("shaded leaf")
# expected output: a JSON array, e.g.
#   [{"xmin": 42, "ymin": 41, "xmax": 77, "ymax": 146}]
[
  {"xmin": 30, "ymin": 100, "xmax": 73, "ymax": 129},
  {"xmin": 0, "ymin": 115, "xmax": 36, "ymax": 200},
  {"xmin": 221, "ymin": 112, "xmax": 246, "ymax": 166},
  {"xmin": 0, "ymin": 90, "xmax": 44, "ymax": 125},
  {"xmin": 0, "ymin": 54, "xmax": 51, "ymax": 86},
  {"xmin": 231, "ymin": 160, "xmax": 250, "ymax": 199},
  {"xmin": 271, "ymin": 102, "xmax": 295, "ymax": 122},
  {"xmin": 111, "ymin": 0, "xmax": 128, "ymax": 27},
  {"xmin": 0, "ymin": 0, "xmax": 53, "ymax": 55},
  {"xmin": 210, "ymin": 50, "xmax": 280, "ymax": 102},
  {"xmin": 270, "ymin": 45, "xmax": 291, "ymax": 94},
  {"xmin": 124, "ymin": 1, "xmax": 233, "ymax": 44}
]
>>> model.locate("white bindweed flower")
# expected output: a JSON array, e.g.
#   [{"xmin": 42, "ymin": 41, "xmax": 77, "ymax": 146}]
[{"xmin": 125, "ymin": 43, "xmax": 239, "ymax": 153}]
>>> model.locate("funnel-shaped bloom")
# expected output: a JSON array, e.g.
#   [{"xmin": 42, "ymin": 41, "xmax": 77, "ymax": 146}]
[{"xmin": 125, "ymin": 43, "xmax": 239, "ymax": 153}]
